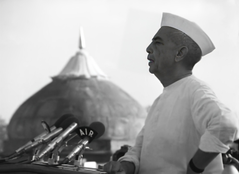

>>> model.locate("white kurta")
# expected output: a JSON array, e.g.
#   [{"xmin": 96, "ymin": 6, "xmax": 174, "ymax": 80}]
[{"xmin": 119, "ymin": 75, "xmax": 238, "ymax": 174}]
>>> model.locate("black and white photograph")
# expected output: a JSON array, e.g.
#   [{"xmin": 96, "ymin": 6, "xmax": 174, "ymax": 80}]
[{"xmin": 0, "ymin": 0, "xmax": 239, "ymax": 173}]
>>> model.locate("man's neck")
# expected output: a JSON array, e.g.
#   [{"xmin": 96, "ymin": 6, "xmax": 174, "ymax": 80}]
[{"xmin": 156, "ymin": 71, "xmax": 192, "ymax": 87}]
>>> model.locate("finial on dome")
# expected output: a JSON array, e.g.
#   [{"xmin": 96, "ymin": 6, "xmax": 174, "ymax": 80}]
[
  {"xmin": 52, "ymin": 26, "xmax": 108, "ymax": 80},
  {"xmin": 79, "ymin": 27, "xmax": 86, "ymax": 50}
]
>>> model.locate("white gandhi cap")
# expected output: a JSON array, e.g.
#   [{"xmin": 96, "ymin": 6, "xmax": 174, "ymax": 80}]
[{"xmin": 161, "ymin": 12, "xmax": 215, "ymax": 56}]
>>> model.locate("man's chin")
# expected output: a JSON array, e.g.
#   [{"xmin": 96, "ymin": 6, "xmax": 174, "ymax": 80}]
[{"xmin": 148, "ymin": 67, "xmax": 155, "ymax": 74}]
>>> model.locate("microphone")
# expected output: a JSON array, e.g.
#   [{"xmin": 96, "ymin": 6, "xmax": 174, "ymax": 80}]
[
  {"xmin": 61, "ymin": 121, "xmax": 105, "ymax": 164},
  {"xmin": 6, "ymin": 114, "xmax": 75, "ymax": 160},
  {"xmin": 14, "ymin": 114, "xmax": 74, "ymax": 154},
  {"xmin": 35, "ymin": 116, "xmax": 80, "ymax": 161},
  {"xmin": 23, "ymin": 116, "xmax": 77, "ymax": 152}
]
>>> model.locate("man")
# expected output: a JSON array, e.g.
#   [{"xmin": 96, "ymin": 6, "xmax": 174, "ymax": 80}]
[{"xmin": 103, "ymin": 13, "xmax": 238, "ymax": 174}]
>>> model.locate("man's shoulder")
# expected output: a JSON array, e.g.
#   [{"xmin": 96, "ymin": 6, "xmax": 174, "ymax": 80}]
[{"xmin": 186, "ymin": 75, "xmax": 213, "ymax": 91}]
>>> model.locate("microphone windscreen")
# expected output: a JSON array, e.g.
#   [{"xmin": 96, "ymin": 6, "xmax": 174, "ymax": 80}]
[
  {"xmin": 54, "ymin": 113, "xmax": 75, "ymax": 128},
  {"xmin": 89, "ymin": 122, "xmax": 105, "ymax": 139},
  {"xmin": 58, "ymin": 115, "xmax": 80, "ymax": 130}
]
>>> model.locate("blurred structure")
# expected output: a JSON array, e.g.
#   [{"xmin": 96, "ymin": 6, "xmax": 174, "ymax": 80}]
[
  {"xmin": 3, "ymin": 28, "xmax": 147, "ymax": 162},
  {"xmin": 0, "ymin": 117, "xmax": 8, "ymax": 154}
]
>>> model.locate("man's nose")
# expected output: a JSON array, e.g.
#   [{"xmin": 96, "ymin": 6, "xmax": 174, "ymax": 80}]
[{"xmin": 146, "ymin": 43, "xmax": 152, "ymax": 53}]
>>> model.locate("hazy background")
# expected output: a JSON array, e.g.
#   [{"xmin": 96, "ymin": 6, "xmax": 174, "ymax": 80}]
[{"xmin": 0, "ymin": 0, "xmax": 239, "ymax": 123}]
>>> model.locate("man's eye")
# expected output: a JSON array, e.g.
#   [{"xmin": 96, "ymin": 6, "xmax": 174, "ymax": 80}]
[{"xmin": 155, "ymin": 41, "xmax": 162, "ymax": 45}]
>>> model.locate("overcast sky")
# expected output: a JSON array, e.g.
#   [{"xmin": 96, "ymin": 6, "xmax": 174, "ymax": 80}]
[{"xmin": 0, "ymin": 0, "xmax": 238, "ymax": 123}]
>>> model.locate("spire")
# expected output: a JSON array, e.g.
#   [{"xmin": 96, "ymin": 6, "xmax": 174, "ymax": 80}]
[
  {"xmin": 79, "ymin": 27, "xmax": 85, "ymax": 50},
  {"xmin": 53, "ymin": 27, "xmax": 108, "ymax": 80}
]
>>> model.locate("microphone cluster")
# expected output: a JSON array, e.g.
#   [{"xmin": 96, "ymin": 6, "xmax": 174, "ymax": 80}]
[{"xmin": 1, "ymin": 114, "xmax": 105, "ymax": 168}]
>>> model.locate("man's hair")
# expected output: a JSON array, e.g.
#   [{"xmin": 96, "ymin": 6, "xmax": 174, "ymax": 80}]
[{"xmin": 169, "ymin": 28, "xmax": 202, "ymax": 70}]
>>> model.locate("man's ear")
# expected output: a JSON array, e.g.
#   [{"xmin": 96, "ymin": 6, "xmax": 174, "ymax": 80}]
[{"xmin": 175, "ymin": 46, "xmax": 188, "ymax": 62}]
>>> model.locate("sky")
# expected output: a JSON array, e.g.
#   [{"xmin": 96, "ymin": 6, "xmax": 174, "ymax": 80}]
[{"xmin": 0, "ymin": 0, "xmax": 239, "ymax": 123}]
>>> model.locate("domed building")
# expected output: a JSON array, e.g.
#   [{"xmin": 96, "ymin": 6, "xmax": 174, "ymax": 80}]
[{"xmin": 4, "ymin": 28, "xmax": 147, "ymax": 162}]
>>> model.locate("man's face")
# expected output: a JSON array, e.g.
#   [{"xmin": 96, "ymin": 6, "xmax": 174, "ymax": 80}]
[{"xmin": 146, "ymin": 26, "xmax": 178, "ymax": 76}]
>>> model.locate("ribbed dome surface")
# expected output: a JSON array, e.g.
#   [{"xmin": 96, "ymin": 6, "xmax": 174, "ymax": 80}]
[{"xmin": 7, "ymin": 77, "xmax": 146, "ymax": 140}]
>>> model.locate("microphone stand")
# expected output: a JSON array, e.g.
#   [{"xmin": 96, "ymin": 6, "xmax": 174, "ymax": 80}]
[
  {"xmin": 48, "ymin": 133, "xmax": 79, "ymax": 165},
  {"xmin": 73, "ymin": 146, "xmax": 92, "ymax": 167},
  {"xmin": 74, "ymin": 154, "xmax": 85, "ymax": 167},
  {"xmin": 31, "ymin": 144, "xmax": 43, "ymax": 162}
]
